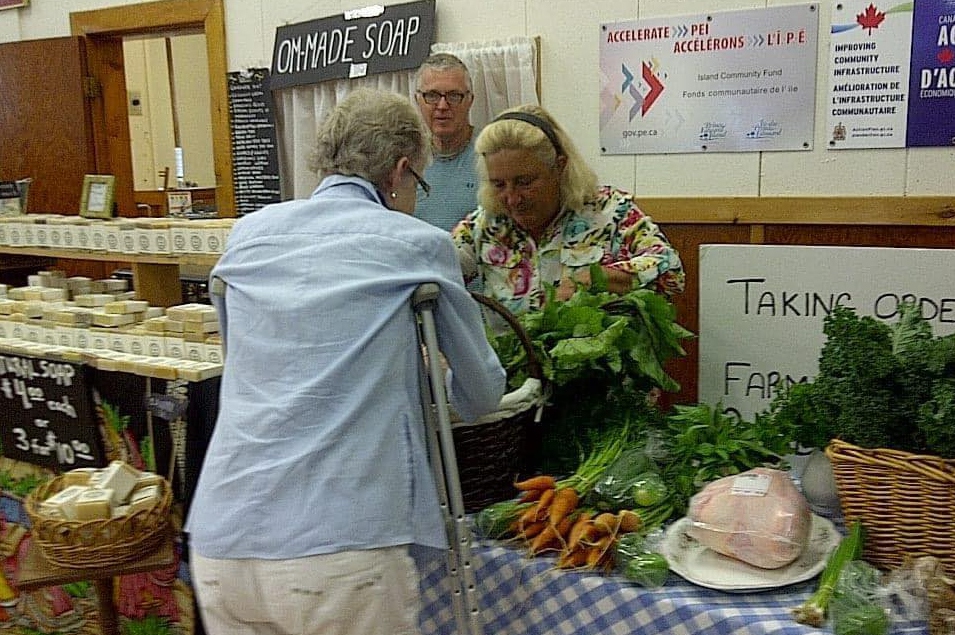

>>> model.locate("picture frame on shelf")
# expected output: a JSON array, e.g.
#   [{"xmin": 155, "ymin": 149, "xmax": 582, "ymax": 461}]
[
  {"xmin": 167, "ymin": 190, "xmax": 193, "ymax": 216},
  {"xmin": 80, "ymin": 175, "xmax": 116, "ymax": 219},
  {"xmin": 0, "ymin": 180, "xmax": 24, "ymax": 216}
]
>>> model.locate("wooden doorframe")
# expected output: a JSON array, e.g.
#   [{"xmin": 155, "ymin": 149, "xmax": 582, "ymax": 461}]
[{"xmin": 70, "ymin": 0, "xmax": 234, "ymax": 218}]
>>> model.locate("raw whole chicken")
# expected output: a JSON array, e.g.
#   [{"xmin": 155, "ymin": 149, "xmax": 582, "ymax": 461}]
[{"xmin": 686, "ymin": 467, "xmax": 812, "ymax": 569}]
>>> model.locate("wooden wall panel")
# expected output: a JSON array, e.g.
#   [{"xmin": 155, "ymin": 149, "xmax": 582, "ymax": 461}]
[
  {"xmin": 0, "ymin": 37, "xmax": 95, "ymax": 213},
  {"xmin": 656, "ymin": 224, "xmax": 751, "ymax": 409}
]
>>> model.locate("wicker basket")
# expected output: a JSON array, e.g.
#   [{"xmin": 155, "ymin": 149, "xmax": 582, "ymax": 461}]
[
  {"xmin": 825, "ymin": 439, "xmax": 955, "ymax": 577},
  {"xmin": 449, "ymin": 293, "xmax": 545, "ymax": 514},
  {"xmin": 928, "ymin": 567, "xmax": 955, "ymax": 635},
  {"xmin": 24, "ymin": 473, "xmax": 172, "ymax": 569}
]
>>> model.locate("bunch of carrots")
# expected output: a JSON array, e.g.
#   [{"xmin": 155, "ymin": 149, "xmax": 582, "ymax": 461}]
[{"xmin": 506, "ymin": 474, "xmax": 645, "ymax": 572}]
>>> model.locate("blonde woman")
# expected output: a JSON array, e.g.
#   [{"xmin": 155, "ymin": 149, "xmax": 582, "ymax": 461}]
[{"xmin": 453, "ymin": 104, "xmax": 685, "ymax": 315}]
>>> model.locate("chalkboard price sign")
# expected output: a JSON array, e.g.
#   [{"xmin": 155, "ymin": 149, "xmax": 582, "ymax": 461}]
[
  {"xmin": 228, "ymin": 68, "xmax": 282, "ymax": 216},
  {"xmin": 0, "ymin": 351, "xmax": 103, "ymax": 470}
]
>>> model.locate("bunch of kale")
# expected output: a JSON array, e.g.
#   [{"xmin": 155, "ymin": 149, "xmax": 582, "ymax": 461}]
[{"xmin": 770, "ymin": 303, "xmax": 955, "ymax": 458}]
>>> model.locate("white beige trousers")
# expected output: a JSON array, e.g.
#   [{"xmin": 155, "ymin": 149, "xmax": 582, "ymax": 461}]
[{"xmin": 190, "ymin": 546, "xmax": 421, "ymax": 635}]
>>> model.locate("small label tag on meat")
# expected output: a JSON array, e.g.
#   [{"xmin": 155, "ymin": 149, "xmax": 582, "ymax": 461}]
[{"xmin": 730, "ymin": 472, "xmax": 771, "ymax": 496}]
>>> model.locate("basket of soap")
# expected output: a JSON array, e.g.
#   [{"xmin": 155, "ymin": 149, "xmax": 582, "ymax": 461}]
[{"xmin": 24, "ymin": 461, "xmax": 172, "ymax": 568}]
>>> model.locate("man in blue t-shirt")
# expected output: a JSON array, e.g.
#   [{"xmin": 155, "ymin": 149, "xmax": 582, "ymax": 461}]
[{"xmin": 414, "ymin": 54, "xmax": 478, "ymax": 232}]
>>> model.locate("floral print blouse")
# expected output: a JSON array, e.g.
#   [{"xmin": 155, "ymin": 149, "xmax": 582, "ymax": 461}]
[{"xmin": 452, "ymin": 186, "xmax": 685, "ymax": 315}]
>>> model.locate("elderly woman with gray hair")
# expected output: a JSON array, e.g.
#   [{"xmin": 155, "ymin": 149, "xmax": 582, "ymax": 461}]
[{"xmin": 186, "ymin": 88, "xmax": 505, "ymax": 635}]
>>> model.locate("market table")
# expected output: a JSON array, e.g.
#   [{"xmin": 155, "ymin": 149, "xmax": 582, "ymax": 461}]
[
  {"xmin": 418, "ymin": 538, "xmax": 929, "ymax": 635},
  {"xmin": 15, "ymin": 535, "xmax": 176, "ymax": 635}
]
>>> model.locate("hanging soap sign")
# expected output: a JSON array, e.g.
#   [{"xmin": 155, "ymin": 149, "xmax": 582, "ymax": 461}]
[{"xmin": 269, "ymin": 0, "xmax": 435, "ymax": 90}]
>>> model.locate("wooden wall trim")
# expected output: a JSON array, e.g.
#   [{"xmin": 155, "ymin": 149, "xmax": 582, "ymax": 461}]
[
  {"xmin": 70, "ymin": 0, "xmax": 234, "ymax": 217},
  {"xmin": 641, "ymin": 196, "xmax": 955, "ymax": 226},
  {"xmin": 69, "ymin": 0, "xmax": 210, "ymax": 35}
]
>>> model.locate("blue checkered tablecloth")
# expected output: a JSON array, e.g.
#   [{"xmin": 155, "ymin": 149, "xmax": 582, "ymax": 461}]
[{"xmin": 418, "ymin": 539, "xmax": 929, "ymax": 635}]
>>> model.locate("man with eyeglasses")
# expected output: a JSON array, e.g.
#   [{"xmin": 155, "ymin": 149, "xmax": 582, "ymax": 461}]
[{"xmin": 413, "ymin": 53, "xmax": 478, "ymax": 232}]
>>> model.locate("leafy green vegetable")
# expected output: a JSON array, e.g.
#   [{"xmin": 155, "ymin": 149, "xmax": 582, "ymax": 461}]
[
  {"xmin": 631, "ymin": 472, "xmax": 668, "ymax": 507},
  {"xmin": 770, "ymin": 303, "xmax": 955, "ymax": 457},
  {"xmin": 473, "ymin": 500, "xmax": 533, "ymax": 539},
  {"xmin": 829, "ymin": 561, "xmax": 890, "ymax": 635},
  {"xmin": 832, "ymin": 605, "xmax": 889, "ymax": 635},
  {"xmin": 486, "ymin": 274, "xmax": 693, "ymax": 475},
  {"xmin": 612, "ymin": 534, "xmax": 670, "ymax": 589},
  {"xmin": 657, "ymin": 403, "xmax": 792, "ymax": 518}
]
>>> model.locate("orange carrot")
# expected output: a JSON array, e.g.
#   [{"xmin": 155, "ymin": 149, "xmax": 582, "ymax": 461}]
[
  {"xmin": 518, "ymin": 488, "xmax": 545, "ymax": 503},
  {"xmin": 593, "ymin": 512, "xmax": 619, "ymax": 536},
  {"xmin": 567, "ymin": 512, "xmax": 595, "ymax": 551},
  {"xmin": 585, "ymin": 543, "xmax": 607, "ymax": 568},
  {"xmin": 617, "ymin": 509, "xmax": 643, "ymax": 533},
  {"xmin": 518, "ymin": 520, "xmax": 547, "ymax": 541},
  {"xmin": 529, "ymin": 524, "xmax": 561, "ymax": 555},
  {"xmin": 557, "ymin": 547, "xmax": 589, "ymax": 569},
  {"xmin": 534, "ymin": 487, "xmax": 556, "ymax": 521},
  {"xmin": 555, "ymin": 513, "xmax": 576, "ymax": 543},
  {"xmin": 576, "ymin": 523, "xmax": 604, "ymax": 549},
  {"xmin": 518, "ymin": 504, "xmax": 539, "ymax": 529},
  {"xmin": 514, "ymin": 475, "xmax": 557, "ymax": 491},
  {"xmin": 548, "ymin": 487, "xmax": 580, "ymax": 526},
  {"xmin": 586, "ymin": 534, "xmax": 615, "ymax": 568}
]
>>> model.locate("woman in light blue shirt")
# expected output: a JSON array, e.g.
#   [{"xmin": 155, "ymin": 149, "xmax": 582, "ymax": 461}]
[{"xmin": 186, "ymin": 88, "xmax": 506, "ymax": 635}]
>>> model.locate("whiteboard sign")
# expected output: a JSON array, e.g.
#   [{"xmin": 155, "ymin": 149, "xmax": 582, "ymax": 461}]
[{"xmin": 698, "ymin": 245, "xmax": 955, "ymax": 420}]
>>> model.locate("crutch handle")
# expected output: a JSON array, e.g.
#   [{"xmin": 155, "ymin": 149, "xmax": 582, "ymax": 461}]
[{"xmin": 412, "ymin": 282, "xmax": 440, "ymax": 308}]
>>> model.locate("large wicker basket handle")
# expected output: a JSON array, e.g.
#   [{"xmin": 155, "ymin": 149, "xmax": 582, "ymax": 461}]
[{"xmin": 470, "ymin": 292, "xmax": 543, "ymax": 382}]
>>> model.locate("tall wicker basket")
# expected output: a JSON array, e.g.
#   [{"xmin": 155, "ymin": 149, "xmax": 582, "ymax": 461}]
[
  {"xmin": 826, "ymin": 439, "xmax": 955, "ymax": 577},
  {"xmin": 449, "ymin": 293, "xmax": 545, "ymax": 514}
]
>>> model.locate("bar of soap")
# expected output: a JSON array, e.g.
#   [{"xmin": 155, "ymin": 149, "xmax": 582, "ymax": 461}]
[
  {"xmin": 127, "ymin": 484, "xmax": 161, "ymax": 514},
  {"xmin": 72, "ymin": 488, "xmax": 114, "ymax": 520},
  {"xmin": 96, "ymin": 460, "xmax": 140, "ymax": 504},
  {"xmin": 40, "ymin": 484, "xmax": 87, "ymax": 520},
  {"xmin": 61, "ymin": 467, "xmax": 101, "ymax": 487}
]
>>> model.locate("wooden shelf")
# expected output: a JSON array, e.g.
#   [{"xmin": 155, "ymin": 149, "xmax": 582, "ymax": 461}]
[
  {"xmin": 0, "ymin": 246, "xmax": 219, "ymax": 267},
  {"xmin": 0, "ymin": 246, "xmax": 219, "ymax": 307}
]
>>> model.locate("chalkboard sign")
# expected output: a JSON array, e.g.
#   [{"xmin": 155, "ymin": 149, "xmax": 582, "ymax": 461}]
[
  {"xmin": 0, "ymin": 351, "xmax": 103, "ymax": 470},
  {"xmin": 269, "ymin": 0, "xmax": 435, "ymax": 90},
  {"xmin": 228, "ymin": 68, "xmax": 282, "ymax": 216}
]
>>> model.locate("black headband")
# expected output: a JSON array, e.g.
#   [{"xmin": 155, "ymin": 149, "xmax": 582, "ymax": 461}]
[{"xmin": 492, "ymin": 112, "xmax": 565, "ymax": 157}]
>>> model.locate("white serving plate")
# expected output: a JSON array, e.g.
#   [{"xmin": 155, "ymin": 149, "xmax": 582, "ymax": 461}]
[{"xmin": 659, "ymin": 513, "xmax": 841, "ymax": 592}]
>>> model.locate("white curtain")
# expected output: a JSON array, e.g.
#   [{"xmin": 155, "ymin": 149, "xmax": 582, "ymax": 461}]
[{"xmin": 273, "ymin": 36, "xmax": 539, "ymax": 200}]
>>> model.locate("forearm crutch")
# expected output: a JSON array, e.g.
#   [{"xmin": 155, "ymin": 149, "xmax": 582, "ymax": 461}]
[{"xmin": 412, "ymin": 283, "xmax": 482, "ymax": 635}]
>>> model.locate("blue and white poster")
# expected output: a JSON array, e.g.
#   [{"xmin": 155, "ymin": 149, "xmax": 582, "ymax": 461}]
[
  {"xmin": 907, "ymin": 0, "xmax": 955, "ymax": 146},
  {"xmin": 826, "ymin": 0, "xmax": 955, "ymax": 149},
  {"xmin": 598, "ymin": 4, "xmax": 819, "ymax": 155}
]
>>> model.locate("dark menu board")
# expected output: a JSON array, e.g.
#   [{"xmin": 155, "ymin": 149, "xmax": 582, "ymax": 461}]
[
  {"xmin": 0, "ymin": 350, "xmax": 103, "ymax": 470},
  {"xmin": 228, "ymin": 68, "xmax": 282, "ymax": 216}
]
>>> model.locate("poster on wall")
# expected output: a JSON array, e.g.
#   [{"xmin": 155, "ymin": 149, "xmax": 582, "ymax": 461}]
[
  {"xmin": 826, "ymin": 0, "xmax": 955, "ymax": 149},
  {"xmin": 697, "ymin": 244, "xmax": 955, "ymax": 421},
  {"xmin": 599, "ymin": 4, "xmax": 819, "ymax": 155},
  {"xmin": 906, "ymin": 0, "xmax": 955, "ymax": 146}
]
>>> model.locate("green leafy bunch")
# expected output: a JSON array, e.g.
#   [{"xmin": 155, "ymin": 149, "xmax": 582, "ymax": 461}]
[
  {"xmin": 486, "ymin": 268, "xmax": 694, "ymax": 474},
  {"xmin": 490, "ymin": 267, "xmax": 693, "ymax": 393},
  {"xmin": 657, "ymin": 403, "xmax": 792, "ymax": 517},
  {"xmin": 770, "ymin": 302, "xmax": 955, "ymax": 457}
]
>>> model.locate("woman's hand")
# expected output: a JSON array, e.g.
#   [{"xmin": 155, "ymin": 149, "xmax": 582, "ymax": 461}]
[
  {"xmin": 557, "ymin": 265, "xmax": 636, "ymax": 301},
  {"xmin": 557, "ymin": 269, "xmax": 591, "ymax": 301}
]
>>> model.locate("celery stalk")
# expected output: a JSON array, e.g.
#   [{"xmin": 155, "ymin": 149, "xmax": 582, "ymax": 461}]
[{"xmin": 792, "ymin": 521, "xmax": 865, "ymax": 627}]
